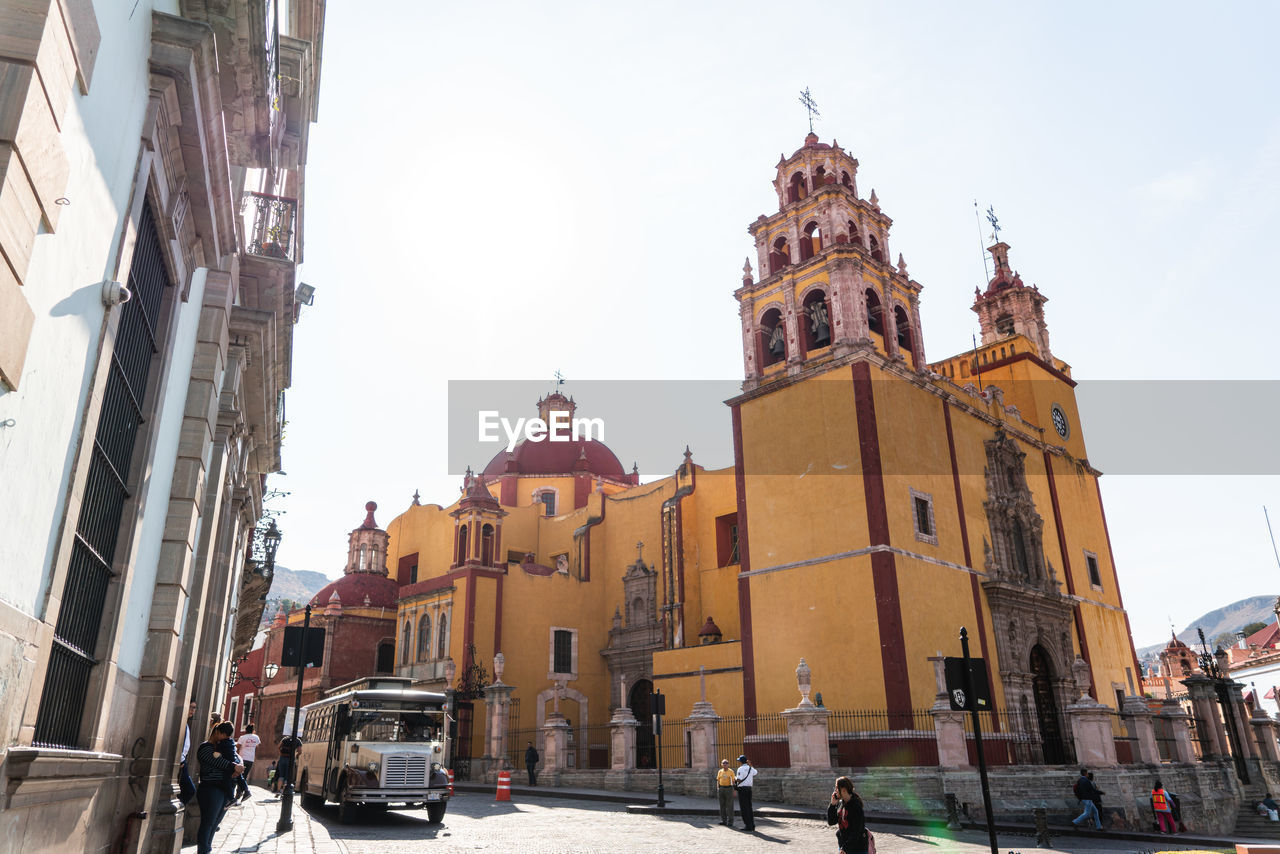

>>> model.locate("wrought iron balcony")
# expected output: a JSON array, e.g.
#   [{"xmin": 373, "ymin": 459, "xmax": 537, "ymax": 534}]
[{"xmin": 244, "ymin": 192, "xmax": 297, "ymax": 261}]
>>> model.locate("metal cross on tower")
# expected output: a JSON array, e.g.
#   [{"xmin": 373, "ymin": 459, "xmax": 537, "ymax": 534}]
[
  {"xmin": 799, "ymin": 87, "xmax": 820, "ymax": 133},
  {"xmin": 553, "ymin": 370, "xmax": 566, "ymax": 387},
  {"xmin": 985, "ymin": 205, "xmax": 1002, "ymax": 243}
]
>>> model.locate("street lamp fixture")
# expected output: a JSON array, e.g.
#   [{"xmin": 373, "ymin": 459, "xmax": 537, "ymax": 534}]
[
  {"xmin": 263, "ymin": 519, "xmax": 282, "ymax": 575},
  {"xmin": 263, "ymin": 662, "xmax": 280, "ymax": 680}
]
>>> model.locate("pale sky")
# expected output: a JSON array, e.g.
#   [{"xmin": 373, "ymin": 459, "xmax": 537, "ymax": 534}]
[{"xmin": 275, "ymin": 1, "xmax": 1280, "ymax": 648}]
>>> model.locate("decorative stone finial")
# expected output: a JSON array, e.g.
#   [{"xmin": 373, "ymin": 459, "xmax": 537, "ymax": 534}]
[
  {"xmin": 362, "ymin": 500, "xmax": 378, "ymax": 529},
  {"xmin": 1072, "ymin": 655, "xmax": 1092, "ymax": 701},
  {"xmin": 493, "ymin": 652, "xmax": 505, "ymax": 683},
  {"xmin": 412, "ymin": 489, "xmax": 421, "ymax": 506},
  {"xmin": 742, "ymin": 257, "xmax": 753, "ymax": 284},
  {"xmin": 796, "ymin": 658, "xmax": 814, "ymax": 707},
  {"xmin": 897, "ymin": 253, "xmax": 908, "ymax": 277},
  {"xmin": 444, "ymin": 657, "xmax": 456, "ymax": 687},
  {"xmin": 869, "ymin": 189, "xmax": 879, "ymax": 209},
  {"xmin": 683, "ymin": 446, "xmax": 693, "ymax": 466}
]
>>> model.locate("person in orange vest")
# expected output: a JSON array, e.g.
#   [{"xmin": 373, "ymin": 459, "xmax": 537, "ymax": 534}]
[{"xmin": 1150, "ymin": 780, "xmax": 1176, "ymax": 833}]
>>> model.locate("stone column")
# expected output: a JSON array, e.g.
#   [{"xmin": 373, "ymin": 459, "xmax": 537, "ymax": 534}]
[
  {"xmin": 1121, "ymin": 696, "xmax": 1160, "ymax": 764},
  {"xmin": 1249, "ymin": 707, "xmax": 1280, "ymax": 762},
  {"xmin": 684, "ymin": 666, "xmax": 720, "ymax": 771},
  {"xmin": 928, "ymin": 656, "xmax": 968, "ymax": 768},
  {"xmin": 781, "ymin": 658, "xmax": 832, "ymax": 771},
  {"xmin": 1065, "ymin": 698, "xmax": 1118, "ymax": 768},
  {"xmin": 542, "ymin": 715, "xmax": 570, "ymax": 773},
  {"xmin": 610, "ymin": 703, "xmax": 639, "ymax": 771},
  {"xmin": 1226, "ymin": 681, "xmax": 1259, "ymax": 760},
  {"xmin": 483, "ymin": 681, "xmax": 514, "ymax": 771},
  {"xmin": 1182, "ymin": 676, "xmax": 1228, "ymax": 758},
  {"xmin": 1158, "ymin": 701, "xmax": 1196, "ymax": 764}
]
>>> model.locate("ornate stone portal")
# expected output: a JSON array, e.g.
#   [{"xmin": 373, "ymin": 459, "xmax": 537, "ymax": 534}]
[
  {"xmin": 600, "ymin": 548, "xmax": 663, "ymax": 711},
  {"xmin": 979, "ymin": 429, "xmax": 1079, "ymax": 760}
]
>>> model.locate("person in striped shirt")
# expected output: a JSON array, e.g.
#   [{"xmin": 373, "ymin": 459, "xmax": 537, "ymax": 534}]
[{"xmin": 195, "ymin": 721, "xmax": 244, "ymax": 853}]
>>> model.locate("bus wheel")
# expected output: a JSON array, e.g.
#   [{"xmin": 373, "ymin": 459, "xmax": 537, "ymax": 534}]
[
  {"xmin": 338, "ymin": 796, "xmax": 360, "ymax": 824},
  {"xmin": 426, "ymin": 802, "xmax": 447, "ymax": 824},
  {"xmin": 298, "ymin": 773, "xmax": 323, "ymax": 810}
]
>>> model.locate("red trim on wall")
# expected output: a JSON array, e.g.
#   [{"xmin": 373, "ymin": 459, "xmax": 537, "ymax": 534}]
[
  {"xmin": 494, "ymin": 571, "xmax": 504, "ymax": 655},
  {"xmin": 499, "ymin": 476, "xmax": 516, "ymax": 506},
  {"xmin": 463, "ymin": 570, "xmax": 477, "ymax": 671},
  {"xmin": 731, "ymin": 404, "xmax": 757, "ymax": 725},
  {"xmin": 943, "ymin": 401, "xmax": 998, "ymax": 730},
  {"xmin": 975, "ymin": 350, "xmax": 1077, "ymax": 388},
  {"xmin": 1094, "ymin": 478, "xmax": 1144, "ymax": 685},
  {"xmin": 852, "ymin": 362, "xmax": 911, "ymax": 717},
  {"xmin": 1043, "ymin": 451, "xmax": 1096, "ymax": 700},
  {"xmin": 574, "ymin": 474, "xmax": 591, "ymax": 510}
]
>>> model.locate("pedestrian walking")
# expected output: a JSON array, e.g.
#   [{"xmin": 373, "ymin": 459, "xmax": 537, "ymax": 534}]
[
  {"xmin": 1151, "ymin": 780, "xmax": 1176, "ymax": 833},
  {"xmin": 827, "ymin": 775, "xmax": 869, "ymax": 854},
  {"xmin": 274, "ymin": 732, "xmax": 301, "ymax": 796},
  {"xmin": 734, "ymin": 754, "xmax": 758, "ymax": 832},
  {"xmin": 524, "ymin": 741, "xmax": 540, "ymax": 786},
  {"xmin": 234, "ymin": 723, "xmax": 260, "ymax": 802},
  {"xmin": 716, "ymin": 759, "xmax": 736, "ymax": 827},
  {"xmin": 195, "ymin": 721, "xmax": 244, "ymax": 854},
  {"xmin": 1070, "ymin": 768, "xmax": 1102, "ymax": 830},
  {"xmin": 178, "ymin": 700, "xmax": 196, "ymax": 804},
  {"xmin": 1086, "ymin": 770, "xmax": 1104, "ymax": 827}
]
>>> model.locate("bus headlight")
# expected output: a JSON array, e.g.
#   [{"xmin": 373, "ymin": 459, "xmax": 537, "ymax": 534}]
[{"xmin": 368, "ymin": 762, "xmax": 379, "ymax": 774}]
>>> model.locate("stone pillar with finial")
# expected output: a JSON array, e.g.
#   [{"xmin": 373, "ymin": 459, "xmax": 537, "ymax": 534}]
[
  {"xmin": 1065, "ymin": 656, "xmax": 1118, "ymax": 767},
  {"xmin": 1120, "ymin": 695, "xmax": 1160, "ymax": 764},
  {"xmin": 685, "ymin": 666, "xmax": 721, "ymax": 771},
  {"xmin": 1156, "ymin": 698, "xmax": 1196, "ymax": 763},
  {"xmin": 542, "ymin": 678, "xmax": 571, "ymax": 778},
  {"xmin": 610, "ymin": 674, "xmax": 639, "ymax": 771},
  {"xmin": 928, "ymin": 654, "xmax": 968, "ymax": 767},
  {"xmin": 782, "ymin": 658, "xmax": 831, "ymax": 770},
  {"xmin": 482, "ymin": 652, "xmax": 515, "ymax": 777}
]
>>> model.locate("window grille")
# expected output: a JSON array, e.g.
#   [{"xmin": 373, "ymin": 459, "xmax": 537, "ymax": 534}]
[
  {"xmin": 1086, "ymin": 554, "xmax": 1102, "ymax": 587},
  {"xmin": 553, "ymin": 630, "xmax": 572, "ymax": 673},
  {"xmin": 34, "ymin": 202, "xmax": 171, "ymax": 748}
]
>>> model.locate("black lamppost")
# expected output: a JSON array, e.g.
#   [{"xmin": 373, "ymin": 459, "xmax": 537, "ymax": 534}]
[
  {"xmin": 1197, "ymin": 627, "xmax": 1249, "ymax": 782},
  {"xmin": 225, "ymin": 657, "xmax": 279, "ymax": 724},
  {"xmin": 277, "ymin": 603, "xmax": 311, "ymax": 834},
  {"xmin": 261, "ymin": 519, "xmax": 282, "ymax": 576}
]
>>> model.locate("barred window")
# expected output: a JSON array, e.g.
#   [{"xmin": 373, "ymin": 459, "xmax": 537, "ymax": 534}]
[
  {"xmin": 34, "ymin": 202, "xmax": 172, "ymax": 749},
  {"xmin": 553, "ymin": 630, "xmax": 572, "ymax": 673}
]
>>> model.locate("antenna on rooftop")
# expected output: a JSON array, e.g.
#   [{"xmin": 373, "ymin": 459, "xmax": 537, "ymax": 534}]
[
  {"xmin": 1266, "ymin": 506, "xmax": 1280, "ymax": 575},
  {"xmin": 798, "ymin": 87, "xmax": 820, "ymax": 134}
]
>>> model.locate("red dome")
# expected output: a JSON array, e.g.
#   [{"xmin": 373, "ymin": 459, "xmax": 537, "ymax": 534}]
[
  {"xmin": 310, "ymin": 572, "xmax": 399, "ymax": 609},
  {"xmin": 482, "ymin": 437, "xmax": 625, "ymax": 479}
]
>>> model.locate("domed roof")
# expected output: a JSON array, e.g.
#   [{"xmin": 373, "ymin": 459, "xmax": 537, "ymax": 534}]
[
  {"xmin": 483, "ymin": 437, "xmax": 625, "ymax": 478},
  {"xmin": 789, "ymin": 131, "xmax": 831, "ymax": 157},
  {"xmin": 310, "ymin": 572, "xmax": 399, "ymax": 609}
]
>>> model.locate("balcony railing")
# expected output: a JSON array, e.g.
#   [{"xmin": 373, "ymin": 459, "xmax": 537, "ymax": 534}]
[{"xmin": 244, "ymin": 192, "xmax": 297, "ymax": 261}]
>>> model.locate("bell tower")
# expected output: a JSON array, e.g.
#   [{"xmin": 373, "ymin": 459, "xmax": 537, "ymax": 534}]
[
  {"xmin": 450, "ymin": 467, "xmax": 507, "ymax": 568},
  {"xmin": 737, "ymin": 133, "xmax": 926, "ymax": 389},
  {"xmin": 346, "ymin": 501, "xmax": 390, "ymax": 576},
  {"xmin": 972, "ymin": 242, "xmax": 1052, "ymax": 362}
]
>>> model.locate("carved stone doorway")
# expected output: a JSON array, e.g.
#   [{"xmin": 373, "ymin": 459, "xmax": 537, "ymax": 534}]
[
  {"xmin": 1030, "ymin": 645, "xmax": 1067, "ymax": 764},
  {"xmin": 629, "ymin": 680, "xmax": 654, "ymax": 769}
]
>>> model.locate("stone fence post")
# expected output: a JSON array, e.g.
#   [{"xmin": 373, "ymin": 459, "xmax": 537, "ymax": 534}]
[
  {"xmin": 609, "ymin": 705, "xmax": 638, "ymax": 770},
  {"xmin": 1158, "ymin": 700, "xmax": 1196, "ymax": 764},
  {"xmin": 1065, "ymin": 660, "xmax": 1117, "ymax": 768},
  {"xmin": 782, "ymin": 658, "xmax": 832, "ymax": 770},
  {"xmin": 1249, "ymin": 707, "xmax": 1280, "ymax": 762},
  {"xmin": 686, "ymin": 700, "xmax": 720, "ymax": 771},
  {"xmin": 928, "ymin": 656, "xmax": 968, "ymax": 768},
  {"xmin": 542, "ymin": 715, "xmax": 570, "ymax": 773},
  {"xmin": 1182, "ymin": 676, "xmax": 1228, "ymax": 758},
  {"xmin": 1120, "ymin": 696, "xmax": 1160, "ymax": 764}
]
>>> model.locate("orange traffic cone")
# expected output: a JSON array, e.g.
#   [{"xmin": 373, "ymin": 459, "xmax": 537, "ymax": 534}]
[
  {"xmin": 495, "ymin": 770, "xmax": 511, "ymax": 801},
  {"xmin": 446, "ymin": 768, "xmax": 454, "ymax": 796}
]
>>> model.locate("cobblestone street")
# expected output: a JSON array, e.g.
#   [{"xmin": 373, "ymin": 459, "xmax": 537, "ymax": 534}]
[{"xmin": 201, "ymin": 788, "xmax": 1233, "ymax": 854}]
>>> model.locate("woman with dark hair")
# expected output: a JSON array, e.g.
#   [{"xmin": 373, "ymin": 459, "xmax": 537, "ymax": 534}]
[
  {"xmin": 827, "ymin": 775, "xmax": 869, "ymax": 854},
  {"xmin": 196, "ymin": 721, "xmax": 244, "ymax": 854},
  {"xmin": 1151, "ymin": 780, "xmax": 1175, "ymax": 834}
]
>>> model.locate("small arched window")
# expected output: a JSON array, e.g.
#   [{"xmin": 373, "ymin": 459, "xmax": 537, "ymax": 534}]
[
  {"xmin": 801, "ymin": 289, "xmax": 832, "ymax": 351},
  {"xmin": 769, "ymin": 235, "xmax": 791, "ymax": 274},
  {"xmin": 801, "ymin": 222, "xmax": 821, "ymax": 261},
  {"xmin": 759, "ymin": 307, "xmax": 786, "ymax": 367},
  {"xmin": 417, "ymin": 614, "xmax": 431, "ymax": 661},
  {"xmin": 456, "ymin": 525, "xmax": 469, "ymax": 564},
  {"xmin": 788, "ymin": 171, "xmax": 806, "ymax": 203},
  {"xmin": 437, "ymin": 615, "xmax": 448, "ymax": 659},
  {"xmin": 894, "ymin": 305, "xmax": 913, "ymax": 353},
  {"xmin": 358, "ymin": 544, "xmax": 367, "ymax": 570},
  {"xmin": 481, "ymin": 523, "xmax": 495, "ymax": 566},
  {"xmin": 401, "ymin": 621, "xmax": 412, "ymax": 665},
  {"xmin": 847, "ymin": 220, "xmax": 860, "ymax": 246},
  {"xmin": 868, "ymin": 234, "xmax": 883, "ymax": 262},
  {"xmin": 865, "ymin": 289, "xmax": 883, "ymax": 335}
]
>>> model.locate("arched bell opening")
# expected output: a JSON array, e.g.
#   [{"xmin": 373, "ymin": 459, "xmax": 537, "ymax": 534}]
[
  {"xmin": 865, "ymin": 289, "xmax": 884, "ymax": 340},
  {"xmin": 800, "ymin": 221, "xmax": 822, "ymax": 262},
  {"xmin": 813, "ymin": 165, "xmax": 828, "ymax": 186},
  {"xmin": 847, "ymin": 219, "xmax": 860, "ymax": 247},
  {"xmin": 787, "ymin": 171, "xmax": 807, "ymax": 203},
  {"xmin": 769, "ymin": 235, "xmax": 791, "ymax": 274},
  {"xmin": 841, "ymin": 170, "xmax": 853, "ymax": 189},
  {"xmin": 869, "ymin": 234, "xmax": 884, "ymax": 262},
  {"xmin": 894, "ymin": 305, "xmax": 914, "ymax": 355},
  {"xmin": 758, "ymin": 307, "xmax": 786, "ymax": 367},
  {"xmin": 800, "ymin": 289, "xmax": 833, "ymax": 353},
  {"xmin": 480, "ymin": 523, "xmax": 495, "ymax": 566},
  {"xmin": 456, "ymin": 524, "xmax": 469, "ymax": 566}
]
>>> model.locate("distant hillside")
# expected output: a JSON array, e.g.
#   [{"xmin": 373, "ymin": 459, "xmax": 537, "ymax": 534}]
[
  {"xmin": 1137, "ymin": 595, "xmax": 1277, "ymax": 660},
  {"xmin": 259, "ymin": 565, "xmax": 332, "ymax": 627}
]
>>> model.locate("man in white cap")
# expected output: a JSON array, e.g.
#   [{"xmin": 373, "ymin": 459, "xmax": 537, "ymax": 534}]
[{"xmin": 735, "ymin": 754, "xmax": 758, "ymax": 831}]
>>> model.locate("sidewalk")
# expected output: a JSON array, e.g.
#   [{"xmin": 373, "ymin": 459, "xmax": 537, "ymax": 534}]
[{"xmin": 186, "ymin": 786, "xmax": 346, "ymax": 854}]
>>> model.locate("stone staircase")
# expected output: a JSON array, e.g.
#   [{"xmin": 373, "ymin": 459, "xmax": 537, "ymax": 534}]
[{"xmin": 1235, "ymin": 789, "xmax": 1280, "ymax": 839}]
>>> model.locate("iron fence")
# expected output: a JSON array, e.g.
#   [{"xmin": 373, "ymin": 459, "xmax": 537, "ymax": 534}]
[
  {"xmin": 1186, "ymin": 713, "xmax": 1212, "ymax": 760},
  {"xmin": 827, "ymin": 708, "xmax": 937, "ymax": 767},
  {"xmin": 571, "ymin": 722, "xmax": 612, "ymax": 770},
  {"xmin": 959, "ymin": 707, "xmax": 1076, "ymax": 766},
  {"xmin": 713, "ymin": 714, "xmax": 790, "ymax": 768},
  {"xmin": 1110, "ymin": 711, "xmax": 1138, "ymax": 764},
  {"xmin": 1153, "ymin": 714, "xmax": 1177, "ymax": 762}
]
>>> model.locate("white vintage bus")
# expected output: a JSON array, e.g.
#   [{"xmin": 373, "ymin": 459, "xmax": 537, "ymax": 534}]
[{"xmin": 296, "ymin": 680, "xmax": 451, "ymax": 823}]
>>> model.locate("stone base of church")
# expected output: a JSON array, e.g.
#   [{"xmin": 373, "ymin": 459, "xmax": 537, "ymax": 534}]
[{"xmin": 532, "ymin": 760, "xmax": 1277, "ymax": 837}]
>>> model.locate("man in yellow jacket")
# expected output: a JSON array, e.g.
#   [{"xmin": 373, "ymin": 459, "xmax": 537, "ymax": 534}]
[{"xmin": 716, "ymin": 759, "xmax": 737, "ymax": 827}]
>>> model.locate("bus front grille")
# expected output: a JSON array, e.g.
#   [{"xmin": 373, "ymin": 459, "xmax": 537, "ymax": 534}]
[{"xmin": 382, "ymin": 754, "xmax": 429, "ymax": 787}]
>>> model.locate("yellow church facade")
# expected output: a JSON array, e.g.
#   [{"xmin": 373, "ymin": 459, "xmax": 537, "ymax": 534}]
[{"xmin": 381, "ymin": 133, "xmax": 1143, "ymax": 764}]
